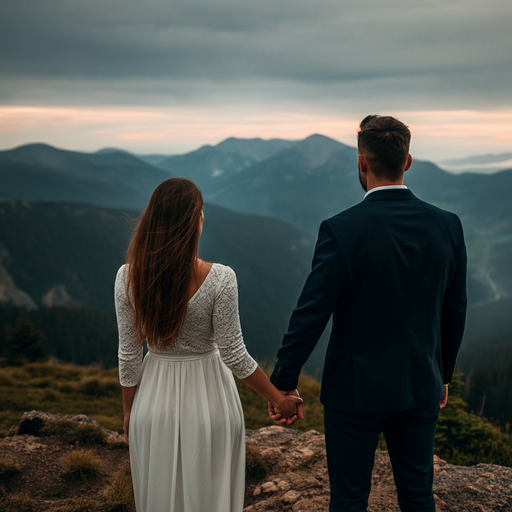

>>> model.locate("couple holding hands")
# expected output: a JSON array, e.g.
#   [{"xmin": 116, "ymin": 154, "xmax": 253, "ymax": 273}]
[{"xmin": 115, "ymin": 115, "xmax": 467, "ymax": 512}]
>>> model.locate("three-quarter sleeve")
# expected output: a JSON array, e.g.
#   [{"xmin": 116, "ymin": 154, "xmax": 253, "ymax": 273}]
[
  {"xmin": 213, "ymin": 267, "xmax": 258, "ymax": 379},
  {"xmin": 115, "ymin": 265, "xmax": 143, "ymax": 387}
]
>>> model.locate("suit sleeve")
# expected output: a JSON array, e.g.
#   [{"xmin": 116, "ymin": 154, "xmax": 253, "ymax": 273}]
[
  {"xmin": 441, "ymin": 218, "xmax": 468, "ymax": 384},
  {"xmin": 270, "ymin": 220, "xmax": 345, "ymax": 390}
]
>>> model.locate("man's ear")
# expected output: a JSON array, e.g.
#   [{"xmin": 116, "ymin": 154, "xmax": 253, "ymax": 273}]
[
  {"xmin": 404, "ymin": 154, "xmax": 413, "ymax": 173},
  {"xmin": 358, "ymin": 153, "xmax": 368, "ymax": 174}
]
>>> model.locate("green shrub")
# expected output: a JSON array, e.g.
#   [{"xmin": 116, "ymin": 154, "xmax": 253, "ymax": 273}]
[
  {"xmin": 80, "ymin": 378, "xmax": 119, "ymax": 398},
  {"xmin": 81, "ymin": 379, "xmax": 103, "ymax": 397},
  {"xmin": 24, "ymin": 362, "xmax": 81, "ymax": 380},
  {"xmin": 36, "ymin": 378, "xmax": 52, "ymax": 389},
  {"xmin": 0, "ymin": 458, "xmax": 21, "ymax": 480},
  {"xmin": 43, "ymin": 390, "xmax": 59, "ymax": 402},
  {"xmin": 62, "ymin": 450, "xmax": 102, "ymax": 482},
  {"xmin": 435, "ymin": 374, "xmax": 512, "ymax": 466},
  {"xmin": 246, "ymin": 445, "xmax": 267, "ymax": 480}
]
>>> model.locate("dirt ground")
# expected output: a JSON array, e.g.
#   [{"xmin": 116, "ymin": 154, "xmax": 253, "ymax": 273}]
[{"xmin": 0, "ymin": 435, "xmax": 129, "ymax": 511}]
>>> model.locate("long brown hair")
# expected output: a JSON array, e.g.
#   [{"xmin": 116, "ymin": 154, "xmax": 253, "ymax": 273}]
[{"xmin": 126, "ymin": 178, "xmax": 204, "ymax": 348}]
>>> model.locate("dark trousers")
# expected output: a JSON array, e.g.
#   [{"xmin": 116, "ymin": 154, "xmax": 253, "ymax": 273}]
[{"xmin": 324, "ymin": 403, "xmax": 440, "ymax": 512}]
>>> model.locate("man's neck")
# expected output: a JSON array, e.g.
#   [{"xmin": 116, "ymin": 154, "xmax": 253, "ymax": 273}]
[
  {"xmin": 364, "ymin": 184, "xmax": 408, "ymax": 199},
  {"xmin": 366, "ymin": 179, "xmax": 404, "ymax": 193}
]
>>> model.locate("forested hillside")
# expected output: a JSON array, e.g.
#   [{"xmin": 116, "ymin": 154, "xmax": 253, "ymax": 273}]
[{"xmin": 0, "ymin": 200, "xmax": 328, "ymax": 370}]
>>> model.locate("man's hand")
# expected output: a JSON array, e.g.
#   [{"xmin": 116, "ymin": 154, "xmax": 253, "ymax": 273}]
[
  {"xmin": 439, "ymin": 385, "xmax": 449, "ymax": 409},
  {"xmin": 268, "ymin": 389, "xmax": 305, "ymax": 426}
]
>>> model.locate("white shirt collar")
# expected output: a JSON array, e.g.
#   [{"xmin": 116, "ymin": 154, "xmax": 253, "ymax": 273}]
[{"xmin": 363, "ymin": 185, "xmax": 408, "ymax": 199}]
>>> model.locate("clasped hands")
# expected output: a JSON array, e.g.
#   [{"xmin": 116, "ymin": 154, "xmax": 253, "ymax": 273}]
[{"xmin": 268, "ymin": 390, "xmax": 304, "ymax": 426}]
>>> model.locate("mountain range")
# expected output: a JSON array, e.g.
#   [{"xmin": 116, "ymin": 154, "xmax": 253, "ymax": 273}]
[
  {"xmin": 2, "ymin": 135, "xmax": 512, "ymax": 306},
  {"xmin": 1, "ymin": 135, "xmax": 511, "ymax": 421},
  {"xmin": 0, "ymin": 143, "xmax": 171, "ymax": 209}
]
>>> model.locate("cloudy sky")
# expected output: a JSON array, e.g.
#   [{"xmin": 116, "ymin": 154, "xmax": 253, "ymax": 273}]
[{"xmin": 1, "ymin": 0, "xmax": 512, "ymax": 162}]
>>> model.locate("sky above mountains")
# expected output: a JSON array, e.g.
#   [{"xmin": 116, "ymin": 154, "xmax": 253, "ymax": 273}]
[{"xmin": 1, "ymin": 0, "xmax": 512, "ymax": 160}]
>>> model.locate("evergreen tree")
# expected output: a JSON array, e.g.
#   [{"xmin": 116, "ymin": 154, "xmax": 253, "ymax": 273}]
[
  {"xmin": 435, "ymin": 373, "xmax": 512, "ymax": 466},
  {"xmin": 7, "ymin": 312, "xmax": 46, "ymax": 362}
]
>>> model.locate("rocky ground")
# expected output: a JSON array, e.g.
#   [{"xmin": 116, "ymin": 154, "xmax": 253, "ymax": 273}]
[
  {"xmin": 0, "ymin": 412, "xmax": 130, "ymax": 511},
  {"xmin": 1, "ymin": 413, "xmax": 512, "ymax": 511},
  {"xmin": 245, "ymin": 426, "xmax": 512, "ymax": 512}
]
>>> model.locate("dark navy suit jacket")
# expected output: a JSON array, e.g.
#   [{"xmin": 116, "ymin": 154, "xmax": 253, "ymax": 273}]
[{"xmin": 270, "ymin": 189, "xmax": 467, "ymax": 414}]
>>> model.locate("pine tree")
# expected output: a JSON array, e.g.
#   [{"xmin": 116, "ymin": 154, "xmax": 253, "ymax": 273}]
[
  {"xmin": 435, "ymin": 373, "xmax": 512, "ymax": 466},
  {"xmin": 7, "ymin": 312, "xmax": 46, "ymax": 362}
]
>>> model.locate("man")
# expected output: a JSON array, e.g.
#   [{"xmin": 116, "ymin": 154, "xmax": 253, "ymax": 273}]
[{"xmin": 269, "ymin": 115, "xmax": 467, "ymax": 511}]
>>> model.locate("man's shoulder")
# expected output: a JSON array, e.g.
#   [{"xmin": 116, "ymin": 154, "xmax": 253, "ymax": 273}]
[
  {"xmin": 323, "ymin": 202, "xmax": 364, "ymax": 224},
  {"xmin": 321, "ymin": 192, "xmax": 462, "ymax": 232},
  {"xmin": 413, "ymin": 197, "xmax": 463, "ymax": 227}
]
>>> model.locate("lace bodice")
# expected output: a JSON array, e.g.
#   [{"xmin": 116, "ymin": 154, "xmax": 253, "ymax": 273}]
[{"xmin": 115, "ymin": 263, "xmax": 258, "ymax": 387}]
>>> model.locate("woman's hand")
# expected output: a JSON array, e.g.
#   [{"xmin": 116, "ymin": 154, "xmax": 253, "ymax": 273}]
[
  {"xmin": 273, "ymin": 393, "xmax": 303, "ymax": 421},
  {"xmin": 241, "ymin": 366, "xmax": 304, "ymax": 426},
  {"xmin": 123, "ymin": 413, "xmax": 130, "ymax": 442},
  {"xmin": 269, "ymin": 389, "xmax": 305, "ymax": 425}
]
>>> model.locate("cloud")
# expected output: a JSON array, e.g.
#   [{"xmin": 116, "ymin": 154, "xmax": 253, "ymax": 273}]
[
  {"xmin": 1, "ymin": 0, "xmax": 511, "ymax": 104},
  {"xmin": 1, "ymin": 0, "xmax": 512, "ymax": 160}
]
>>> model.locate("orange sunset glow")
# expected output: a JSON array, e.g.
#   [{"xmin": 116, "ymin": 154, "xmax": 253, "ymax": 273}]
[{"xmin": 2, "ymin": 105, "xmax": 512, "ymax": 161}]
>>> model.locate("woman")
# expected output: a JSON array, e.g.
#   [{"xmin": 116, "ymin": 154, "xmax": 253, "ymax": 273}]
[{"xmin": 115, "ymin": 178, "xmax": 302, "ymax": 512}]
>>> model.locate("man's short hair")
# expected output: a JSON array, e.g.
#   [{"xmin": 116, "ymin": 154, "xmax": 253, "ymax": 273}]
[{"xmin": 357, "ymin": 115, "xmax": 411, "ymax": 181}]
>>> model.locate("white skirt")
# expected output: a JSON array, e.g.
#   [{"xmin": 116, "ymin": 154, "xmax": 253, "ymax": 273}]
[{"xmin": 129, "ymin": 348, "xmax": 246, "ymax": 512}]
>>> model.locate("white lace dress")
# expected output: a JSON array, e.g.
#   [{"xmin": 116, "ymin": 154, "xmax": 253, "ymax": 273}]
[{"xmin": 115, "ymin": 263, "xmax": 258, "ymax": 512}]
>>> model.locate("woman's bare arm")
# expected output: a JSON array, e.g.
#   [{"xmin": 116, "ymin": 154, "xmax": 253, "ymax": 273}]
[{"xmin": 121, "ymin": 385, "xmax": 137, "ymax": 442}]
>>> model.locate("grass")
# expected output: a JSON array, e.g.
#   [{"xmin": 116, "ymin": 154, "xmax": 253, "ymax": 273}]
[
  {"xmin": 103, "ymin": 461, "xmax": 135, "ymax": 512},
  {"xmin": 0, "ymin": 361, "xmax": 124, "ymax": 437},
  {"xmin": 3, "ymin": 361, "xmax": 512, "ymax": 468},
  {"xmin": 0, "ymin": 458, "xmax": 21, "ymax": 480},
  {"xmin": 0, "ymin": 493, "xmax": 34, "ymax": 512},
  {"xmin": 48, "ymin": 499, "xmax": 97, "ymax": 512},
  {"xmin": 41, "ymin": 418, "xmax": 106, "ymax": 445},
  {"xmin": 62, "ymin": 450, "xmax": 103, "ymax": 482},
  {"xmin": 245, "ymin": 445, "xmax": 267, "ymax": 480},
  {"xmin": 0, "ymin": 360, "xmax": 320, "ymax": 439}
]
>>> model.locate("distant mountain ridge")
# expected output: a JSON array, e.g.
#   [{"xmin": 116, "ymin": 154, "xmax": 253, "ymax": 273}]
[
  {"xmin": 439, "ymin": 152, "xmax": 512, "ymax": 175},
  {"xmin": 2, "ymin": 136, "xmax": 512, "ymax": 308},
  {"xmin": 0, "ymin": 143, "xmax": 172, "ymax": 209},
  {"xmin": 149, "ymin": 137, "xmax": 298, "ymax": 202}
]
